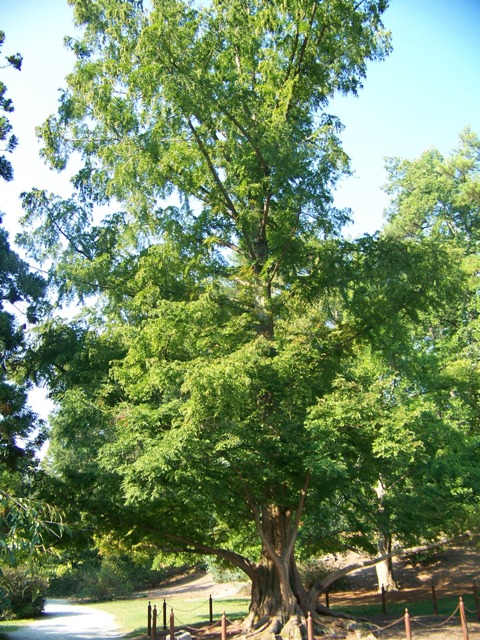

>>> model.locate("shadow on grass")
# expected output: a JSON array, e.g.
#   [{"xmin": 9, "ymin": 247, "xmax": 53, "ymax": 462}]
[{"xmin": 331, "ymin": 593, "xmax": 478, "ymax": 620}]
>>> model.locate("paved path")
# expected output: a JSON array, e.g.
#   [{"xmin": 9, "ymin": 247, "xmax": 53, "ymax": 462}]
[{"xmin": 8, "ymin": 599, "xmax": 124, "ymax": 640}]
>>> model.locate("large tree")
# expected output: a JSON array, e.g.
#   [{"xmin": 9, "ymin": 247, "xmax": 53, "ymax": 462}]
[{"xmin": 18, "ymin": 0, "xmax": 478, "ymax": 635}]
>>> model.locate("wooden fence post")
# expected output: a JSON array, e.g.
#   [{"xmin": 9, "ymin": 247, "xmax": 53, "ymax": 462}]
[
  {"xmin": 221, "ymin": 612, "xmax": 227, "ymax": 640},
  {"xmin": 163, "ymin": 599, "xmax": 167, "ymax": 630},
  {"xmin": 209, "ymin": 594, "xmax": 213, "ymax": 623},
  {"xmin": 325, "ymin": 590, "xmax": 329, "ymax": 609},
  {"xmin": 381, "ymin": 585, "xmax": 387, "ymax": 614},
  {"xmin": 307, "ymin": 611, "xmax": 314, "ymax": 640},
  {"xmin": 148, "ymin": 601, "xmax": 152, "ymax": 636},
  {"xmin": 431, "ymin": 581, "xmax": 438, "ymax": 615},
  {"xmin": 404, "ymin": 608, "xmax": 412, "ymax": 640},
  {"xmin": 459, "ymin": 597, "xmax": 469, "ymax": 640},
  {"xmin": 152, "ymin": 604, "xmax": 157, "ymax": 640},
  {"xmin": 170, "ymin": 608, "xmax": 175, "ymax": 640}
]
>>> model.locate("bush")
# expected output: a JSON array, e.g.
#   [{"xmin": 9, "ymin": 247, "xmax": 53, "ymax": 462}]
[
  {"xmin": 48, "ymin": 558, "xmax": 167, "ymax": 601},
  {"xmin": 48, "ymin": 561, "xmax": 132, "ymax": 602},
  {"xmin": 203, "ymin": 558, "xmax": 245, "ymax": 583},
  {"xmin": 0, "ymin": 567, "xmax": 47, "ymax": 620}
]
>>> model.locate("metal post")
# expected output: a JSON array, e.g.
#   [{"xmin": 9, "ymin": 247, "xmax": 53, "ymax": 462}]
[
  {"xmin": 404, "ymin": 608, "xmax": 412, "ymax": 640},
  {"xmin": 170, "ymin": 608, "xmax": 175, "ymax": 640},
  {"xmin": 381, "ymin": 584, "xmax": 387, "ymax": 614},
  {"xmin": 459, "ymin": 597, "xmax": 469, "ymax": 640},
  {"xmin": 431, "ymin": 581, "xmax": 438, "ymax": 615},
  {"xmin": 152, "ymin": 605, "xmax": 157, "ymax": 640},
  {"xmin": 148, "ymin": 601, "xmax": 152, "ymax": 636},
  {"xmin": 163, "ymin": 599, "xmax": 167, "ymax": 630},
  {"xmin": 209, "ymin": 594, "xmax": 213, "ymax": 623},
  {"xmin": 307, "ymin": 611, "xmax": 314, "ymax": 640},
  {"xmin": 221, "ymin": 612, "xmax": 227, "ymax": 640}
]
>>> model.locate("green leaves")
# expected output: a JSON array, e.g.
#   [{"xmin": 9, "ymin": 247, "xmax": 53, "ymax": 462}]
[
  {"xmin": 20, "ymin": 0, "xmax": 480, "ymax": 583},
  {"xmin": 0, "ymin": 31, "xmax": 22, "ymax": 182}
]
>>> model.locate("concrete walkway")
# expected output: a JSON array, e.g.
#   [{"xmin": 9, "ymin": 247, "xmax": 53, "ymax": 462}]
[{"xmin": 8, "ymin": 599, "xmax": 124, "ymax": 639}]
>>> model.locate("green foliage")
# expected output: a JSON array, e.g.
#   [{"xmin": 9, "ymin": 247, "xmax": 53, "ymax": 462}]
[
  {"xmin": 48, "ymin": 556, "xmax": 168, "ymax": 601},
  {"xmin": 203, "ymin": 558, "xmax": 245, "ymax": 584},
  {"xmin": 14, "ymin": 0, "xmax": 480, "ymax": 618},
  {"xmin": 0, "ymin": 567, "xmax": 47, "ymax": 620},
  {"xmin": 0, "ymin": 31, "xmax": 22, "ymax": 182},
  {"xmin": 0, "ymin": 491, "xmax": 69, "ymax": 567}
]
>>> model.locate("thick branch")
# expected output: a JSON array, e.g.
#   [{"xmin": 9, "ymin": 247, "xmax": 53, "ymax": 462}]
[
  {"xmin": 222, "ymin": 109, "xmax": 270, "ymax": 178},
  {"xmin": 161, "ymin": 531, "xmax": 257, "ymax": 580},
  {"xmin": 187, "ymin": 119, "xmax": 239, "ymax": 219},
  {"xmin": 244, "ymin": 489, "xmax": 278, "ymax": 565},
  {"xmin": 267, "ymin": 205, "xmax": 301, "ymax": 289},
  {"xmin": 284, "ymin": 470, "xmax": 311, "ymax": 563},
  {"xmin": 310, "ymin": 533, "xmax": 479, "ymax": 597}
]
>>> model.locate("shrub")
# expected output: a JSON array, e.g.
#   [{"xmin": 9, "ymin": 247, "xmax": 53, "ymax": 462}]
[
  {"xmin": 48, "ymin": 558, "xmax": 167, "ymax": 601},
  {"xmin": 0, "ymin": 567, "xmax": 47, "ymax": 620},
  {"xmin": 203, "ymin": 558, "xmax": 245, "ymax": 583}
]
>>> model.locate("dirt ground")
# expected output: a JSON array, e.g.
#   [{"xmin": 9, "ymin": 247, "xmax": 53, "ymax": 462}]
[{"xmin": 143, "ymin": 542, "xmax": 480, "ymax": 639}]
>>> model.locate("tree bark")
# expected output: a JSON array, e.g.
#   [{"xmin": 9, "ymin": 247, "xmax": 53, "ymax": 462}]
[
  {"xmin": 242, "ymin": 504, "xmax": 298, "ymax": 631},
  {"xmin": 375, "ymin": 531, "xmax": 398, "ymax": 592}
]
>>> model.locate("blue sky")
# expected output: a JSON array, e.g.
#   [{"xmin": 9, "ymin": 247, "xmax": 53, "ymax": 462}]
[{"xmin": 1, "ymin": 0, "xmax": 480, "ymax": 240}]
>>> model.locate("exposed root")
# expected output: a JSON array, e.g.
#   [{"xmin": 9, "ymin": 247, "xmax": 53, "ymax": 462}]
[{"xmin": 235, "ymin": 612, "xmax": 369, "ymax": 640}]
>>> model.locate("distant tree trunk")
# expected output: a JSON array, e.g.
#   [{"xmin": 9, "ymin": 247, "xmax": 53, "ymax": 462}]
[
  {"xmin": 374, "ymin": 480, "xmax": 398, "ymax": 592},
  {"xmin": 375, "ymin": 531, "xmax": 398, "ymax": 592}
]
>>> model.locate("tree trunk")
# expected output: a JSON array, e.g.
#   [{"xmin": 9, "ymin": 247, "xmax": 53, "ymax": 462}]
[
  {"xmin": 242, "ymin": 504, "xmax": 298, "ymax": 632},
  {"xmin": 375, "ymin": 531, "xmax": 398, "ymax": 592},
  {"xmin": 242, "ymin": 503, "xmax": 335, "ymax": 633}
]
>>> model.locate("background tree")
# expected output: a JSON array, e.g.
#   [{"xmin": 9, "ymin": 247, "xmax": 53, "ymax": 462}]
[
  {"xmin": 0, "ymin": 31, "xmax": 22, "ymax": 182},
  {"xmin": 0, "ymin": 33, "xmax": 67, "ymax": 618},
  {"xmin": 18, "ymin": 0, "xmax": 479, "ymax": 635},
  {"xmin": 301, "ymin": 131, "xmax": 480, "ymax": 593}
]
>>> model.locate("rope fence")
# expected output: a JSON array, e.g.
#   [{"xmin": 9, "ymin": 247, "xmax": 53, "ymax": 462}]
[
  {"xmin": 148, "ymin": 600, "xmax": 234, "ymax": 640},
  {"xmin": 146, "ymin": 588, "xmax": 480, "ymax": 640}
]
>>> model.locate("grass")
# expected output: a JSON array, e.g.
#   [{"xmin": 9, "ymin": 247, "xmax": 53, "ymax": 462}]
[
  {"xmin": 0, "ymin": 622, "xmax": 23, "ymax": 637},
  {"xmin": 330, "ymin": 593, "xmax": 479, "ymax": 620},
  {"xmin": 89, "ymin": 596, "xmax": 249, "ymax": 638}
]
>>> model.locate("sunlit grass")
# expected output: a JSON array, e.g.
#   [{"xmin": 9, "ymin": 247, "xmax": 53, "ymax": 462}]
[{"xmin": 89, "ymin": 596, "xmax": 249, "ymax": 638}]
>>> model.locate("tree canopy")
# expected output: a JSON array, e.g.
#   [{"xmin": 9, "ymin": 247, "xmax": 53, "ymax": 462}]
[
  {"xmin": 0, "ymin": 31, "xmax": 22, "ymax": 182},
  {"xmin": 1, "ymin": 35, "xmax": 67, "ymax": 617},
  {"xmin": 15, "ymin": 0, "xmax": 480, "ymax": 634}
]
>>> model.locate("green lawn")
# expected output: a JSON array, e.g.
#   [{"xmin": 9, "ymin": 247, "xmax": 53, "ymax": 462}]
[
  {"xmin": 89, "ymin": 596, "xmax": 249, "ymax": 638},
  {"xmin": 330, "ymin": 593, "xmax": 478, "ymax": 620}
]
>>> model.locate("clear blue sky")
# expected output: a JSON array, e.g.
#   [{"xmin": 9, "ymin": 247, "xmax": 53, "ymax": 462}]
[{"xmin": 1, "ymin": 0, "xmax": 480, "ymax": 239}]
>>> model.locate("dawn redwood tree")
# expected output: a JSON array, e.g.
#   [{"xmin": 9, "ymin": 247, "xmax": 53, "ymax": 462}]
[{"xmin": 18, "ymin": 0, "xmax": 476, "ymax": 634}]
